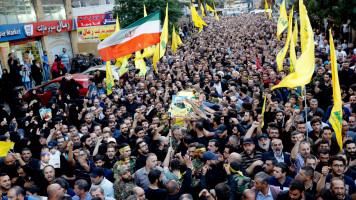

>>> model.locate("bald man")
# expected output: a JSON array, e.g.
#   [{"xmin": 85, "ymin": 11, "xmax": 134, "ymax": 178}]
[
  {"xmin": 242, "ymin": 189, "xmax": 256, "ymax": 200},
  {"xmin": 0, "ymin": 154, "xmax": 19, "ymax": 180},
  {"xmin": 47, "ymin": 183, "xmax": 65, "ymax": 200},
  {"xmin": 132, "ymin": 187, "xmax": 145, "ymax": 200},
  {"xmin": 228, "ymin": 152, "xmax": 242, "ymax": 165}
]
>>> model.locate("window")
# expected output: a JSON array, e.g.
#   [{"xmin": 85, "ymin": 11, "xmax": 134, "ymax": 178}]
[
  {"xmin": 0, "ymin": 0, "xmax": 37, "ymax": 24},
  {"xmin": 42, "ymin": 0, "xmax": 66, "ymax": 21}
]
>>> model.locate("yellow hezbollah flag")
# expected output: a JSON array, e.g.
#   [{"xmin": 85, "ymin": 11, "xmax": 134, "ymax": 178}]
[
  {"xmin": 206, "ymin": 3, "xmax": 215, "ymax": 12},
  {"xmin": 106, "ymin": 62, "xmax": 115, "ymax": 95},
  {"xmin": 213, "ymin": 2, "xmax": 219, "ymax": 21},
  {"xmin": 276, "ymin": 7, "xmax": 293, "ymax": 71},
  {"xmin": 172, "ymin": 26, "xmax": 182, "ymax": 53},
  {"xmin": 134, "ymin": 51, "xmax": 148, "ymax": 76},
  {"xmin": 152, "ymin": 4, "xmax": 169, "ymax": 72},
  {"xmin": 271, "ymin": 0, "xmax": 314, "ymax": 90},
  {"xmin": 201, "ymin": 4, "xmax": 206, "ymax": 17},
  {"xmin": 277, "ymin": 0, "xmax": 288, "ymax": 40},
  {"xmin": 329, "ymin": 29, "xmax": 343, "ymax": 150},
  {"xmin": 118, "ymin": 56, "xmax": 129, "ymax": 77},
  {"xmin": 191, "ymin": 6, "xmax": 207, "ymax": 32},
  {"xmin": 0, "ymin": 141, "xmax": 14, "ymax": 157},
  {"xmin": 290, "ymin": 26, "xmax": 297, "ymax": 73},
  {"xmin": 269, "ymin": 5, "xmax": 272, "ymax": 19},
  {"xmin": 293, "ymin": 18, "xmax": 298, "ymax": 45},
  {"xmin": 139, "ymin": 5, "xmax": 156, "ymax": 59},
  {"xmin": 265, "ymin": 0, "xmax": 268, "ymax": 15},
  {"xmin": 115, "ymin": 16, "xmax": 120, "ymax": 32},
  {"xmin": 261, "ymin": 94, "xmax": 267, "ymax": 128}
]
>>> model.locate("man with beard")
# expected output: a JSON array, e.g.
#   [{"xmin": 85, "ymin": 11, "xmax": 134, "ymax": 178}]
[
  {"xmin": 276, "ymin": 179, "xmax": 315, "ymax": 200},
  {"xmin": 317, "ymin": 156, "xmax": 356, "ymax": 199},
  {"xmin": 291, "ymin": 140, "xmax": 311, "ymax": 174},
  {"xmin": 84, "ymin": 113, "xmax": 99, "ymax": 133},
  {"xmin": 145, "ymin": 169, "xmax": 168, "ymax": 199},
  {"xmin": 114, "ymin": 165, "xmax": 135, "ymax": 199},
  {"xmin": 344, "ymin": 141, "xmax": 356, "ymax": 170},
  {"xmin": 104, "ymin": 146, "xmax": 117, "ymax": 170},
  {"xmin": 315, "ymin": 149, "xmax": 330, "ymax": 173},
  {"xmin": 135, "ymin": 141, "xmax": 150, "ymax": 170},
  {"xmin": 192, "ymin": 144, "xmax": 207, "ymax": 179},
  {"xmin": 21, "ymin": 148, "xmax": 40, "ymax": 170},
  {"xmin": 113, "ymin": 143, "xmax": 136, "ymax": 176},
  {"xmin": 115, "ymin": 123, "xmax": 130, "ymax": 145},
  {"xmin": 135, "ymin": 153, "xmax": 168, "ymax": 190},
  {"xmin": 208, "ymin": 139, "xmax": 220, "ymax": 154},
  {"xmin": 295, "ymin": 165, "xmax": 317, "ymax": 195},
  {"xmin": 15, "ymin": 166, "xmax": 34, "ymax": 189},
  {"xmin": 81, "ymin": 135, "xmax": 93, "ymax": 153},
  {"xmin": 255, "ymin": 133, "xmax": 271, "ymax": 153},
  {"xmin": 0, "ymin": 173, "xmax": 11, "ymax": 196},
  {"xmin": 348, "ymin": 116, "xmax": 356, "ymax": 131},
  {"xmin": 201, "ymin": 151, "xmax": 226, "ymax": 190},
  {"xmin": 263, "ymin": 157, "xmax": 277, "ymax": 177},
  {"xmin": 263, "ymin": 139, "xmax": 291, "ymax": 166},
  {"xmin": 309, "ymin": 119, "xmax": 323, "ymax": 142},
  {"xmin": 329, "ymin": 177, "xmax": 354, "ymax": 200},
  {"xmin": 317, "ymin": 127, "xmax": 339, "ymax": 155},
  {"xmin": 240, "ymin": 138, "xmax": 263, "ymax": 177},
  {"xmin": 269, "ymin": 162, "xmax": 292, "ymax": 191}
]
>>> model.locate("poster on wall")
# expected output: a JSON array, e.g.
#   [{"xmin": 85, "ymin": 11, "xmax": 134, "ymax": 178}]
[
  {"xmin": 77, "ymin": 25, "xmax": 115, "ymax": 41},
  {"xmin": 47, "ymin": 32, "xmax": 73, "ymax": 60},
  {"xmin": 77, "ymin": 13, "xmax": 116, "ymax": 28}
]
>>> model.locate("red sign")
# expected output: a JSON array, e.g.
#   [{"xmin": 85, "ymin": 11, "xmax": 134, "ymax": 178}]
[
  {"xmin": 77, "ymin": 13, "xmax": 115, "ymax": 28},
  {"xmin": 9, "ymin": 37, "xmax": 36, "ymax": 46},
  {"xmin": 24, "ymin": 19, "xmax": 76, "ymax": 37}
]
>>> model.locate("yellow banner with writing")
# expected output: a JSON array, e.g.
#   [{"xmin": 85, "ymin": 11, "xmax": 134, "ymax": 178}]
[
  {"xmin": 77, "ymin": 25, "xmax": 115, "ymax": 41},
  {"xmin": 0, "ymin": 42, "xmax": 9, "ymax": 48}
]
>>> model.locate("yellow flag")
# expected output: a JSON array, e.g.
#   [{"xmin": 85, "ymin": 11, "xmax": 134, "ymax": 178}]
[
  {"xmin": 213, "ymin": 2, "xmax": 219, "ymax": 21},
  {"xmin": 201, "ymin": 4, "xmax": 206, "ymax": 17},
  {"xmin": 191, "ymin": 6, "xmax": 207, "ymax": 32},
  {"xmin": 118, "ymin": 56, "xmax": 129, "ymax": 77},
  {"xmin": 261, "ymin": 94, "xmax": 267, "ymax": 128},
  {"xmin": 106, "ymin": 62, "xmax": 115, "ymax": 95},
  {"xmin": 144, "ymin": 4, "xmax": 147, "ymax": 16},
  {"xmin": 271, "ymin": 0, "xmax": 314, "ymax": 90},
  {"xmin": 172, "ymin": 26, "xmax": 178, "ymax": 53},
  {"xmin": 276, "ymin": 7, "xmax": 293, "ymax": 71},
  {"xmin": 115, "ymin": 16, "xmax": 120, "ymax": 32},
  {"xmin": 269, "ymin": 5, "xmax": 272, "ymax": 19},
  {"xmin": 206, "ymin": 3, "xmax": 215, "ymax": 12},
  {"xmin": 277, "ymin": 0, "xmax": 288, "ymax": 40},
  {"xmin": 135, "ymin": 51, "xmax": 147, "ymax": 76},
  {"xmin": 293, "ymin": 18, "xmax": 298, "ymax": 45},
  {"xmin": 329, "ymin": 29, "xmax": 343, "ymax": 150},
  {"xmin": 0, "ymin": 141, "xmax": 14, "ymax": 157},
  {"xmin": 265, "ymin": 0, "xmax": 268, "ymax": 15},
  {"xmin": 290, "ymin": 27, "xmax": 297, "ymax": 73},
  {"xmin": 152, "ymin": 4, "xmax": 169, "ymax": 72}
]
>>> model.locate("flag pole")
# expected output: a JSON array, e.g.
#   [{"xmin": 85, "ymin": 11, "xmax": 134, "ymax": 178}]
[{"xmin": 304, "ymin": 85, "xmax": 309, "ymax": 142}]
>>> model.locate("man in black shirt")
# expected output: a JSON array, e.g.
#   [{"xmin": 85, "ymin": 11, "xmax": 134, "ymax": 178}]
[{"xmin": 145, "ymin": 169, "xmax": 167, "ymax": 200}]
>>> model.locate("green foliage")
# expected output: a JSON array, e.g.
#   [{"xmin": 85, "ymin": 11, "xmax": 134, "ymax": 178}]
[
  {"xmin": 114, "ymin": 0, "xmax": 189, "ymax": 31},
  {"xmin": 293, "ymin": 0, "xmax": 356, "ymax": 29}
]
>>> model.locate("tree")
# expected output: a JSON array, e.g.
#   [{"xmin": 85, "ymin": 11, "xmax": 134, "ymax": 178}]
[
  {"xmin": 293, "ymin": 0, "xmax": 356, "ymax": 29},
  {"xmin": 114, "ymin": 0, "xmax": 189, "ymax": 30}
]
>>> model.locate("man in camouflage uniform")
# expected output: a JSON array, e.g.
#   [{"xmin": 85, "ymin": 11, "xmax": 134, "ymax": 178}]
[
  {"xmin": 113, "ymin": 165, "xmax": 135, "ymax": 200},
  {"xmin": 226, "ymin": 161, "xmax": 253, "ymax": 199},
  {"xmin": 113, "ymin": 143, "xmax": 136, "ymax": 179},
  {"xmin": 191, "ymin": 144, "xmax": 206, "ymax": 187}
]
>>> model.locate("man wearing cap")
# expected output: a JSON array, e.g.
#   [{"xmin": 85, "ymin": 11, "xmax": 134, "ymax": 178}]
[
  {"xmin": 241, "ymin": 138, "xmax": 263, "ymax": 177},
  {"xmin": 114, "ymin": 165, "xmax": 135, "ymax": 200},
  {"xmin": 90, "ymin": 167, "xmax": 114, "ymax": 198},
  {"xmin": 255, "ymin": 133, "xmax": 272, "ymax": 153},
  {"xmin": 213, "ymin": 124, "xmax": 230, "ymax": 154},
  {"xmin": 200, "ymin": 151, "xmax": 225, "ymax": 190}
]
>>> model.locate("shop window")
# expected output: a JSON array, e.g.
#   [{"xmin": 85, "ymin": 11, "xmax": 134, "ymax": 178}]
[{"xmin": 0, "ymin": 0, "xmax": 37, "ymax": 24}]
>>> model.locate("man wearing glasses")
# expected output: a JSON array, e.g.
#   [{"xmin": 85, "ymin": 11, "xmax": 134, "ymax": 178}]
[{"xmin": 316, "ymin": 156, "xmax": 356, "ymax": 199}]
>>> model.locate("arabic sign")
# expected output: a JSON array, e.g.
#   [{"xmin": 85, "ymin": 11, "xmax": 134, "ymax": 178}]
[
  {"xmin": 77, "ymin": 13, "xmax": 116, "ymax": 28},
  {"xmin": 77, "ymin": 25, "xmax": 115, "ymax": 41},
  {"xmin": 0, "ymin": 23, "xmax": 27, "ymax": 42},
  {"xmin": 24, "ymin": 19, "xmax": 76, "ymax": 37}
]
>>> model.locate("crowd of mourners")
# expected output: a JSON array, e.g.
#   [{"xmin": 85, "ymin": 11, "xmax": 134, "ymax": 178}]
[{"xmin": 0, "ymin": 12, "xmax": 356, "ymax": 200}]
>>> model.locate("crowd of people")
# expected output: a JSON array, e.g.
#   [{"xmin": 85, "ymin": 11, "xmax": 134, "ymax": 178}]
[{"xmin": 0, "ymin": 12, "xmax": 356, "ymax": 200}]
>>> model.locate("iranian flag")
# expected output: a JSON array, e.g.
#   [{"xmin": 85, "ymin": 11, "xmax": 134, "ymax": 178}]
[{"xmin": 98, "ymin": 10, "xmax": 161, "ymax": 61}]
